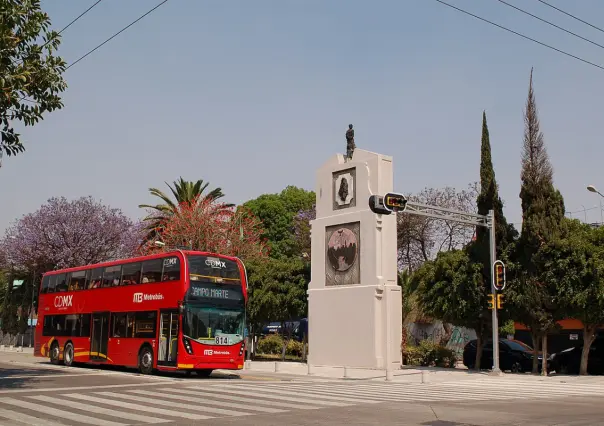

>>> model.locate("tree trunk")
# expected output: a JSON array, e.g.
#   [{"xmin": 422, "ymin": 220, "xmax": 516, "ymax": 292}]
[
  {"xmin": 531, "ymin": 332, "xmax": 540, "ymax": 374},
  {"xmin": 580, "ymin": 324, "xmax": 598, "ymax": 375},
  {"xmin": 541, "ymin": 334, "xmax": 548, "ymax": 376},
  {"xmin": 440, "ymin": 323, "xmax": 454, "ymax": 347},
  {"xmin": 474, "ymin": 332, "xmax": 483, "ymax": 371}
]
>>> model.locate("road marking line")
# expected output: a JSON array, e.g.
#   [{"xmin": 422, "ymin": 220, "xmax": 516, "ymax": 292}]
[
  {"xmin": 96, "ymin": 391, "xmax": 249, "ymax": 417},
  {"xmin": 188, "ymin": 385, "xmax": 351, "ymax": 407},
  {"xmin": 129, "ymin": 389, "xmax": 287, "ymax": 413},
  {"xmin": 0, "ymin": 397, "xmax": 126, "ymax": 426},
  {"xmin": 0, "ymin": 372, "xmax": 125, "ymax": 380},
  {"xmin": 168, "ymin": 387, "xmax": 321, "ymax": 410},
  {"xmin": 0, "ymin": 407, "xmax": 64, "ymax": 425},
  {"xmin": 224, "ymin": 383, "xmax": 381, "ymax": 404},
  {"xmin": 28, "ymin": 395, "xmax": 167, "ymax": 424},
  {"xmin": 66, "ymin": 393, "xmax": 213, "ymax": 420},
  {"xmin": 0, "ymin": 380, "xmax": 175, "ymax": 395}
]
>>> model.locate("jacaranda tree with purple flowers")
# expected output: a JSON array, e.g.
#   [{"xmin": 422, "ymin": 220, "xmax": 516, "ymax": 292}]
[{"xmin": 0, "ymin": 197, "xmax": 144, "ymax": 333}]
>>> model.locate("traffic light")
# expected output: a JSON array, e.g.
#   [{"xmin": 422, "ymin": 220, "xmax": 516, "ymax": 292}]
[
  {"xmin": 368, "ymin": 195, "xmax": 392, "ymax": 215},
  {"xmin": 384, "ymin": 192, "xmax": 408, "ymax": 213},
  {"xmin": 493, "ymin": 260, "xmax": 506, "ymax": 291},
  {"xmin": 487, "ymin": 293, "xmax": 495, "ymax": 309},
  {"xmin": 497, "ymin": 294, "xmax": 504, "ymax": 309}
]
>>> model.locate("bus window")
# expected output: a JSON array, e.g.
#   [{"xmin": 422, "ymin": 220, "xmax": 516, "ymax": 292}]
[
  {"xmin": 162, "ymin": 257, "xmax": 180, "ymax": 281},
  {"xmin": 89, "ymin": 268, "xmax": 103, "ymax": 289},
  {"xmin": 55, "ymin": 274, "xmax": 67, "ymax": 293},
  {"xmin": 102, "ymin": 265, "xmax": 122, "ymax": 287},
  {"xmin": 47, "ymin": 275, "xmax": 57, "ymax": 293},
  {"xmin": 134, "ymin": 311, "xmax": 157, "ymax": 338},
  {"xmin": 69, "ymin": 271, "xmax": 87, "ymax": 291},
  {"xmin": 40, "ymin": 276, "xmax": 50, "ymax": 294},
  {"xmin": 121, "ymin": 262, "xmax": 142, "ymax": 285},
  {"xmin": 141, "ymin": 259, "xmax": 162, "ymax": 283}
]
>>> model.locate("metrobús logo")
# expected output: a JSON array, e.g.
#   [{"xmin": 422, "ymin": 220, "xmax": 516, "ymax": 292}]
[
  {"xmin": 54, "ymin": 295, "xmax": 73, "ymax": 309},
  {"xmin": 133, "ymin": 293, "xmax": 164, "ymax": 303},
  {"xmin": 203, "ymin": 349, "xmax": 229, "ymax": 356}
]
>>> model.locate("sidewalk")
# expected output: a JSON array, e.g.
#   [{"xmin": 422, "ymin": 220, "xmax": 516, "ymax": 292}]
[
  {"xmin": 0, "ymin": 345, "xmax": 33, "ymax": 354},
  {"xmin": 242, "ymin": 360, "xmax": 488, "ymax": 383}
]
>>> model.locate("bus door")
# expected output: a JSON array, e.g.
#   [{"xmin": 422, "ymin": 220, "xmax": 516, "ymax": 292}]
[
  {"xmin": 158, "ymin": 309, "xmax": 179, "ymax": 366},
  {"xmin": 90, "ymin": 312, "xmax": 110, "ymax": 361}
]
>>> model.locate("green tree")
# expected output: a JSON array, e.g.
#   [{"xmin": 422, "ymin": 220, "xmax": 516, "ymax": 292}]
[
  {"xmin": 539, "ymin": 220, "xmax": 604, "ymax": 375},
  {"xmin": 138, "ymin": 177, "xmax": 230, "ymax": 244},
  {"xmin": 245, "ymin": 257, "xmax": 309, "ymax": 359},
  {"xmin": 512, "ymin": 68, "xmax": 566, "ymax": 374},
  {"xmin": 1, "ymin": 0, "xmax": 67, "ymax": 160},
  {"xmin": 412, "ymin": 250, "xmax": 488, "ymax": 369},
  {"xmin": 244, "ymin": 186, "xmax": 315, "ymax": 259}
]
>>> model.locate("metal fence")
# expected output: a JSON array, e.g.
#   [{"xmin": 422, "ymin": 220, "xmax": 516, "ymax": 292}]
[{"xmin": 0, "ymin": 329, "xmax": 34, "ymax": 347}]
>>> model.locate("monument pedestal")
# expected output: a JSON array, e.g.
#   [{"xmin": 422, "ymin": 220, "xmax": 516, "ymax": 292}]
[{"xmin": 307, "ymin": 149, "xmax": 402, "ymax": 370}]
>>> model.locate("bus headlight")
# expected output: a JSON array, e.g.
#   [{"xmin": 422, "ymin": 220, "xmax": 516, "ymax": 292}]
[{"xmin": 183, "ymin": 337, "xmax": 194, "ymax": 354}]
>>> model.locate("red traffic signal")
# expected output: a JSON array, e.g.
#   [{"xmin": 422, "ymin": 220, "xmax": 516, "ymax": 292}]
[{"xmin": 493, "ymin": 260, "xmax": 506, "ymax": 291}]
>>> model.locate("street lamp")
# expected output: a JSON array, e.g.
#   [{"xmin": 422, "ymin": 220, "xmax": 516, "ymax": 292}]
[{"xmin": 587, "ymin": 185, "xmax": 604, "ymax": 224}]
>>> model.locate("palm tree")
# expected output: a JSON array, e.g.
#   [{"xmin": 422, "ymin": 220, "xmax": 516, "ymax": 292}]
[{"xmin": 139, "ymin": 178, "xmax": 232, "ymax": 245}]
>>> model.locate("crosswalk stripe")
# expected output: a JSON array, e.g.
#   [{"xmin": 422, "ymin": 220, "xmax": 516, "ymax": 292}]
[
  {"xmin": 221, "ymin": 383, "xmax": 382, "ymax": 404},
  {"xmin": 0, "ymin": 397, "xmax": 126, "ymax": 426},
  {"xmin": 168, "ymin": 387, "xmax": 322, "ymax": 410},
  {"xmin": 198, "ymin": 385, "xmax": 351, "ymax": 407},
  {"xmin": 65, "ymin": 393, "xmax": 213, "ymax": 420},
  {"xmin": 259, "ymin": 384, "xmax": 409, "ymax": 401},
  {"xmin": 128, "ymin": 389, "xmax": 287, "ymax": 414},
  {"xmin": 27, "ymin": 395, "xmax": 167, "ymax": 424},
  {"xmin": 0, "ymin": 407, "xmax": 64, "ymax": 426},
  {"xmin": 264, "ymin": 383, "xmax": 413, "ymax": 400},
  {"xmin": 95, "ymin": 391, "xmax": 249, "ymax": 417}
]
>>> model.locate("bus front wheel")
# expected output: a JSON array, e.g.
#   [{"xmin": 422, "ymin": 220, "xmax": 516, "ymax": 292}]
[{"xmin": 138, "ymin": 346, "xmax": 154, "ymax": 375}]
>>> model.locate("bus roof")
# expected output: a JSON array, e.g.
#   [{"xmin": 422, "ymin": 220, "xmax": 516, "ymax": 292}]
[{"xmin": 42, "ymin": 250, "xmax": 243, "ymax": 276}]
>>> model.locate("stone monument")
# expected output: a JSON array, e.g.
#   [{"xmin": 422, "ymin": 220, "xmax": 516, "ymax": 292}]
[{"xmin": 307, "ymin": 144, "xmax": 402, "ymax": 374}]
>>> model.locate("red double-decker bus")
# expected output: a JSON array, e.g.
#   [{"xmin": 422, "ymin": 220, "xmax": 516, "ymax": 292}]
[{"xmin": 34, "ymin": 250, "xmax": 248, "ymax": 376}]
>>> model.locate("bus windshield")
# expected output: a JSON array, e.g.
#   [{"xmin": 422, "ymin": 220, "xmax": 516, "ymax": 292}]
[{"xmin": 184, "ymin": 255, "xmax": 244, "ymax": 345}]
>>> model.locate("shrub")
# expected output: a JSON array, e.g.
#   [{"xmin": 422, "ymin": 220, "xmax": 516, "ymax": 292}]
[
  {"xmin": 286, "ymin": 339, "xmax": 304, "ymax": 357},
  {"xmin": 405, "ymin": 340, "xmax": 457, "ymax": 368},
  {"xmin": 257, "ymin": 334, "xmax": 284, "ymax": 355}
]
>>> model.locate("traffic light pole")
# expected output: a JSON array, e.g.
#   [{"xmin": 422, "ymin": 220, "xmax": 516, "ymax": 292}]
[
  {"xmin": 369, "ymin": 194, "xmax": 501, "ymax": 373},
  {"xmin": 488, "ymin": 209, "xmax": 501, "ymax": 374}
]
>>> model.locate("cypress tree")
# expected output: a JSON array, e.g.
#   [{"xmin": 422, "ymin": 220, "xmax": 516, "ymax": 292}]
[
  {"xmin": 468, "ymin": 111, "xmax": 516, "ymax": 370},
  {"xmin": 515, "ymin": 68, "xmax": 566, "ymax": 374},
  {"xmin": 475, "ymin": 111, "xmax": 516, "ymax": 257},
  {"xmin": 519, "ymin": 68, "xmax": 565, "ymax": 261}
]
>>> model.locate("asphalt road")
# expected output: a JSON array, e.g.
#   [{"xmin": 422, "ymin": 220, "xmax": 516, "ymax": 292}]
[{"xmin": 0, "ymin": 354, "xmax": 603, "ymax": 425}]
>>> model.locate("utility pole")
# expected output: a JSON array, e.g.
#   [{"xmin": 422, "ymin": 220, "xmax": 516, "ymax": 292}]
[{"xmin": 370, "ymin": 193, "xmax": 502, "ymax": 373}]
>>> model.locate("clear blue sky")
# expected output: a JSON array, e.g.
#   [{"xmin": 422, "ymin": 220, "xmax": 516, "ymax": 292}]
[{"xmin": 2, "ymin": 0, "xmax": 604, "ymax": 232}]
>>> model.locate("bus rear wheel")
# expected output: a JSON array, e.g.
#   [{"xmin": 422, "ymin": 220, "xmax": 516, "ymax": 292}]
[
  {"xmin": 50, "ymin": 342, "xmax": 60, "ymax": 365},
  {"xmin": 63, "ymin": 343, "xmax": 74, "ymax": 367},
  {"xmin": 138, "ymin": 346, "xmax": 154, "ymax": 375}
]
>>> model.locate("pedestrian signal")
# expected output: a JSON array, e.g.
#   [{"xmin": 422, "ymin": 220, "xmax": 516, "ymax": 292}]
[
  {"xmin": 368, "ymin": 195, "xmax": 392, "ymax": 215},
  {"xmin": 384, "ymin": 192, "xmax": 408, "ymax": 213}
]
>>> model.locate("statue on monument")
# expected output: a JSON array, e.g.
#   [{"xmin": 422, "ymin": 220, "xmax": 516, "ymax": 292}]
[{"xmin": 345, "ymin": 124, "xmax": 355, "ymax": 160}]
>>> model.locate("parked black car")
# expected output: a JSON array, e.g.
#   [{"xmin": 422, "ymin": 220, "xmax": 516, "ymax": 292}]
[
  {"xmin": 463, "ymin": 338, "xmax": 546, "ymax": 373},
  {"xmin": 549, "ymin": 337, "xmax": 604, "ymax": 375}
]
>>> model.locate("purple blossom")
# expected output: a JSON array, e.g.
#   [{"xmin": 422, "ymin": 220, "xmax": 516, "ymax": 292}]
[
  {"xmin": 293, "ymin": 205, "xmax": 315, "ymax": 259},
  {"xmin": 0, "ymin": 196, "xmax": 144, "ymax": 273}
]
